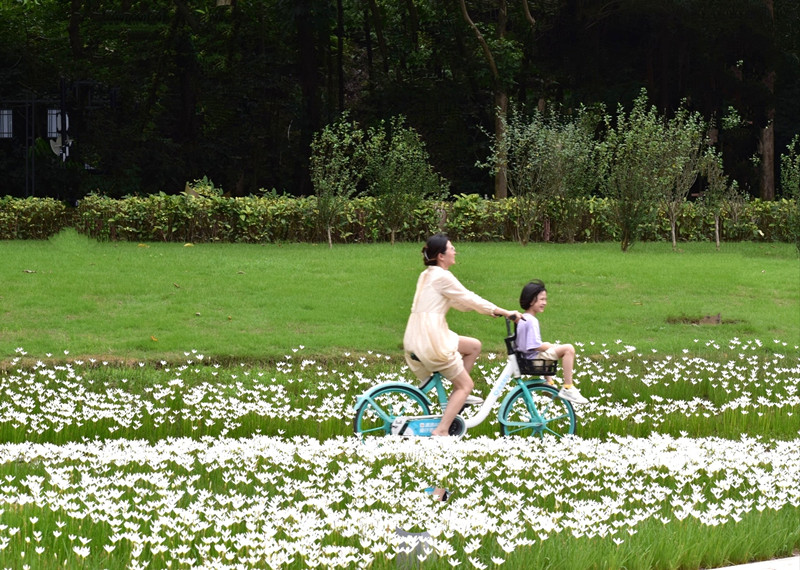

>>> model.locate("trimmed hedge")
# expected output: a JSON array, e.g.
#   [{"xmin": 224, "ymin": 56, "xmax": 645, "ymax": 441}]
[
  {"xmin": 0, "ymin": 196, "xmax": 73, "ymax": 240},
  {"xmin": 1, "ymin": 193, "xmax": 797, "ymax": 244}
]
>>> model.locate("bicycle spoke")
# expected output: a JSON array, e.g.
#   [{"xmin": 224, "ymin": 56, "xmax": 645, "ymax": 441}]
[
  {"xmin": 499, "ymin": 383, "xmax": 576, "ymax": 438},
  {"xmin": 359, "ymin": 423, "xmax": 389, "ymax": 435},
  {"xmin": 353, "ymin": 385, "xmax": 431, "ymax": 438}
]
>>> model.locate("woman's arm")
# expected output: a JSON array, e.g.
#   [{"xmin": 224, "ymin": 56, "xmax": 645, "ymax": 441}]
[
  {"xmin": 434, "ymin": 269, "xmax": 520, "ymax": 320},
  {"xmin": 435, "ymin": 269, "xmax": 497, "ymax": 315},
  {"xmin": 492, "ymin": 307, "xmax": 521, "ymax": 320}
]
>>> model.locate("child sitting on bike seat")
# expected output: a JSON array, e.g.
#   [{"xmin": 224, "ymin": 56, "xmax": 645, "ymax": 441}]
[{"xmin": 516, "ymin": 280, "xmax": 589, "ymax": 406}]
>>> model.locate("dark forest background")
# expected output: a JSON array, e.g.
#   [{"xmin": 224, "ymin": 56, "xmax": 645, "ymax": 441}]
[{"xmin": 1, "ymin": 0, "xmax": 798, "ymax": 204}]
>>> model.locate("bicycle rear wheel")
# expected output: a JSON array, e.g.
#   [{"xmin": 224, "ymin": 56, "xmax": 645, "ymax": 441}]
[
  {"xmin": 353, "ymin": 384, "xmax": 431, "ymax": 438},
  {"xmin": 499, "ymin": 382, "xmax": 576, "ymax": 438}
]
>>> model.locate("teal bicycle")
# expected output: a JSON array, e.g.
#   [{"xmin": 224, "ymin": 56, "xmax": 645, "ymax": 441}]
[{"xmin": 353, "ymin": 318, "xmax": 577, "ymax": 438}]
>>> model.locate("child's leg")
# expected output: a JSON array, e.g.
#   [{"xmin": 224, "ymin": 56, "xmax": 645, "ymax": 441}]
[{"xmin": 553, "ymin": 344, "xmax": 575, "ymax": 387}]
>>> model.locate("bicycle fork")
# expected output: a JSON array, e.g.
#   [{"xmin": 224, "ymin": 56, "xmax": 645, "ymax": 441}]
[{"xmin": 513, "ymin": 379, "xmax": 547, "ymax": 427}]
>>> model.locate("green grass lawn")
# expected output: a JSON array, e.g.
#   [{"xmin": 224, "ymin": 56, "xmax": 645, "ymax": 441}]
[
  {"xmin": 0, "ymin": 231, "xmax": 798, "ymax": 569},
  {"xmin": 1, "ymin": 230, "xmax": 797, "ymax": 363}
]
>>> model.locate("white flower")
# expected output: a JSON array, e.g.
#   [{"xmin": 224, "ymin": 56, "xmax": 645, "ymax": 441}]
[{"xmin": 469, "ymin": 556, "xmax": 488, "ymax": 570}]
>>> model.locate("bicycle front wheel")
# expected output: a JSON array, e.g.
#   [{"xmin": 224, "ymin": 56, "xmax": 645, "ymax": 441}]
[
  {"xmin": 353, "ymin": 384, "xmax": 431, "ymax": 438},
  {"xmin": 499, "ymin": 383, "xmax": 576, "ymax": 438}
]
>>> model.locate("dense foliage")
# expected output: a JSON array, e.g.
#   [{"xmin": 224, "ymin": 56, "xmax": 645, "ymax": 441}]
[
  {"xmin": 1, "ymin": 193, "xmax": 796, "ymax": 246},
  {"xmin": 780, "ymin": 135, "xmax": 800, "ymax": 249},
  {"xmin": 1, "ymin": 0, "xmax": 798, "ymax": 202},
  {"xmin": 481, "ymin": 105, "xmax": 601, "ymax": 245},
  {"xmin": 0, "ymin": 196, "xmax": 72, "ymax": 239}
]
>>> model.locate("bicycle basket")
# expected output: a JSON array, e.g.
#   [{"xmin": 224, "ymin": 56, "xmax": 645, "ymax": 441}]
[{"xmin": 517, "ymin": 357, "xmax": 557, "ymax": 376}]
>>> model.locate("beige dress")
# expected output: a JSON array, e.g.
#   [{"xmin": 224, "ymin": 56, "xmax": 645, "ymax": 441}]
[{"xmin": 403, "ymin": 266, "xmax": 497, "ymax": 381}]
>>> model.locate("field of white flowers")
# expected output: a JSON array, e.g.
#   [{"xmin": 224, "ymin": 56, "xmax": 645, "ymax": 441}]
[{"xmin": 0, "ymin": 338, "xmax": 797, "ymax": 569}]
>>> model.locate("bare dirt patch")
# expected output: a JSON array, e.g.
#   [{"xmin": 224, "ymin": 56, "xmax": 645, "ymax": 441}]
[{"xmin": 666, "ymin": 313, "xmax": 743, "ymax": 326}]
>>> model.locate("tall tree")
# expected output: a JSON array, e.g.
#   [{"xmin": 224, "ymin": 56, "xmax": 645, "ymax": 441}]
[{"xmin": 457, "ymin": 0, "xmax": 538, "ymax": 199}]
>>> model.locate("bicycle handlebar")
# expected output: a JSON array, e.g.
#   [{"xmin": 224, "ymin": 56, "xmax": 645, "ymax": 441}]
[{"xmin": 505, "ymin": 314, "xmax": 519, "ymax": 336}]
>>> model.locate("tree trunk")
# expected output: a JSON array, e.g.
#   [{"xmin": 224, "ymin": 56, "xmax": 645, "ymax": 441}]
[
  {"xmin": 139, "ymin": 11, "xmax": 180, "ymax": 134},
  {"xmin": 671, "ymin": 217, "xmax": 677, "ymax": 251},
  {"xmin": 458, "ymin": 0, "xmax": 514, "ymax": 199},
  {"xmin": 759, "ymin": 0, "xmax": 776, "ymax": 200},
  {"xmin": 714, "ymin": 213, "xmax": 720, "ymax": 250},
  {"xmin": 363, "ymin": 6, "xmax": 373, "ymax": 85},
  {"xmin": 759, "ymin": 115, "xmax": 775, "ymax": 200},
  {"xmin": 297, "ymin": 2, "xmax": 321, "ymax": 128},
  {"xmin": 403, "ymin": 0, "xmax": 419, "ymax": 49},
  {"xmin": 494, "ymin": 89, "xmax": 508, "ymax": 199},
  {"xmin": 295, "ymin": 0, "xmax": 323, "ymax": 195},
  {"xmin": 493, "ymin": 0, "xmax": 508, "ymax": 199},
  {"xmin": 175, "ymin": 27, "xmax": 200, "ymax": 143},
  {"xmin": 367, "ymin": 0, "xmax": 390, "ymax": 73}
]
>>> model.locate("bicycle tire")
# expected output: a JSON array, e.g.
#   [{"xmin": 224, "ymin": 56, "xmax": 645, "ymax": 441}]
[
  {"xmin": 499, "ymin": 382, "xmax": 576, "ymax": 438},
  {"xmin": 353, "ymin": 384, "xmax": 432, "ymax": 438}
]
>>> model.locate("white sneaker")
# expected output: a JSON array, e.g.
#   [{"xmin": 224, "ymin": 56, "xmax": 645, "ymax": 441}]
[
  {"xmin": 464, "ymin": 394, "xmax": 484, "ymax": 406},
  {"xmin": 558, "ymin": 386, "xmax": 588, "ymax": 405}
]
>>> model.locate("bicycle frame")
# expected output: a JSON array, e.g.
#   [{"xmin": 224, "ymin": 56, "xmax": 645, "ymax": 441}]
[{"xmin": 419, "ymin": 353, "xmax": 522, "ymax": 429}]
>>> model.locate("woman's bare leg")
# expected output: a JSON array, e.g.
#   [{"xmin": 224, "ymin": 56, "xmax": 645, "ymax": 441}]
[
  {"xmin": 431, "ymin": 369, "xmax": 473, "ymax": 436},
  {"xmin": 430, "ymin": 336, "xmax": 481, "ymax": 436},
  {"xmin": 458, "ymin": 336, "xmax": 482, "ymax": 374}
]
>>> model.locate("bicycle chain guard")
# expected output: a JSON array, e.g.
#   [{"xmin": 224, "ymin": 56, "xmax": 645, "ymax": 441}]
[{"xmin": 390, "ymin": 415, "xmax": 466, "ymax": 437}]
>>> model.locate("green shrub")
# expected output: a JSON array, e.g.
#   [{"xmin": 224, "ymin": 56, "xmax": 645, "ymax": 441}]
[
  {"xmin": 364, "ymin": 116, "xmax": 448, "ymax": 245},
  {"xmin": 309, "ymin": 115, "xmax": 368, "ymax": 248},
  {"xmin": 700, "ymin": 147, "xmax": 741, "ymax": 249},
  {"xmin": 597, "ymin": 91, "xmax": 663, "ymax": 251},
  {"xmin": 482, "ymin": 105, "xmax": 600, "ymax": 244},
  {"xmin": 0, "ymin": 196, "xmax": 70, "ymax": 239},
  {"xmin": 448, "ymin": 193, "xmax": 506, "ymax": 241},
  {"xmin": 780, "ymin": 134, "xmax": 800, "ymax": 252},
  {"xmin": 4, "ymin": 192, "xmax": 798, "ymax": 246},
  {"xmin": 660, "ymin": 103, "xmax": 707, "ymax": 250},
  {"xmin": 597, "ymin": 90, "xmax": 712, "ymax": 252}
]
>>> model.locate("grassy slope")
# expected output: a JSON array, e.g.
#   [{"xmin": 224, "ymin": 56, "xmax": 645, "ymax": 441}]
[{"xmin": 1, "ymin": 230, "xmax": 798, "ymax": 363}]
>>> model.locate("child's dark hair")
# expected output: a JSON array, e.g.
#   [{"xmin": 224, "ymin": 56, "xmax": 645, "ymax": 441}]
[
  {"xmin": 520, "ymin": 280, "xmax": 546, "ymax": 310},
  {"xmin": 422, "ymin": 233, "xmax": 449, "ymax": 266}
]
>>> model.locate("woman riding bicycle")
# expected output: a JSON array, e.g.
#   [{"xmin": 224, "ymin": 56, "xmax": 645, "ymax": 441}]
[{"xmin": 403, "ymin": 233, "xmax": 520, "ymax": 437}]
